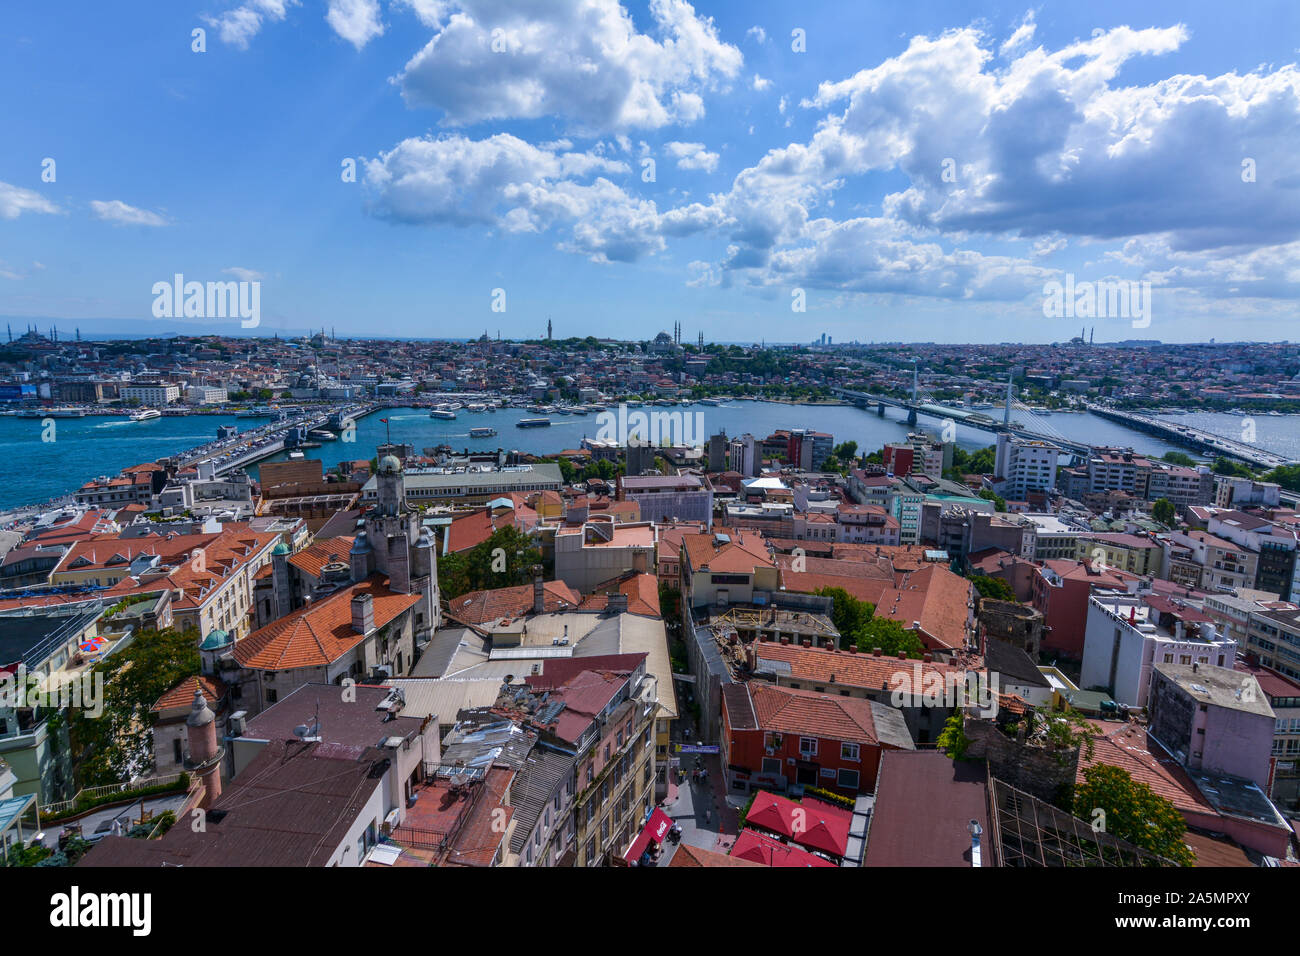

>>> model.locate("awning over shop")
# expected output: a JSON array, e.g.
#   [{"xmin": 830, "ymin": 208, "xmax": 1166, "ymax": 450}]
[{"xmin": 624, "ymin": 807, "xmax": 674, "ymax": 862}]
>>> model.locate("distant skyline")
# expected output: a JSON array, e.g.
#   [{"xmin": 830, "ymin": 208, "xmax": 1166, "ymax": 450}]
[{"xmin": 3, "ymin": 1, "xmax": 1299, "ymax": 343}]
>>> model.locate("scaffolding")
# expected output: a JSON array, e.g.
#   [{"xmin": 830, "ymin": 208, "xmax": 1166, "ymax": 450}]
[{"xmin": 988, "ymin": 773, "xmax": 1175, "ymax": 867}]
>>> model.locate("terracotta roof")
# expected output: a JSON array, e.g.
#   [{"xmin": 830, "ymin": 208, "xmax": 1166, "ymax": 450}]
[
  {"xmin": 747, "ymin": 683, "xmax": 879, "ymax": 745},
  {"xmin": 447, "ymin": 580, "xmax": 582, "ymax": 626},
  {"xmin": 233, "ymin": 576, "xmax": 420, "ymax": 671},
  {"xmin": 287, "ymin": 536, "xmax": 354, "ymax": 578},
  {"xmin": 151, "ymin": 674, "xmax": 228, "ymax": 713},
  {"xmin": 754, "ymin": 641, "xmax": 964, "ymax": 690},
  {"xmin": 669, "ymin": 843, "xmax": 762, "ymax": 867},
  {"xmin": 1078, "ymin": 721, "xmax": 1216, "ymax": 816},
  {"xmin": 579, "ymin": 572, "xmax": 661, "ymax": 617}
]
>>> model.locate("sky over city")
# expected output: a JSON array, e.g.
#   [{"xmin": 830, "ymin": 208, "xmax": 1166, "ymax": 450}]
[{"xmin": 2, "ymin": 0, "xmax": 1299, "ymax": 343}]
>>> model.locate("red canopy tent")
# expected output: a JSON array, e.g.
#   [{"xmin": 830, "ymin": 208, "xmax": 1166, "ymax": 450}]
[
  {"xmin": 729, "ymin": 829, "xmax": 836, "ymax": 868},
  {"xmin": 789, "ymin": 798, "xmax": 852, "ymax": 858},
  {"xmin": 744, "ymin": 791, "xmax": 801, "ymax": 838},
  {"xmin": 624, "ymin": 807, "xmax": 675, "ymax": 862}
]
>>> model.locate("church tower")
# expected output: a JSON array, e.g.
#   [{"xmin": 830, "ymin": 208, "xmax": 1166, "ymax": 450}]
[{"xmin": 358, "ymin": 452, "xmax": 440, "ymax": 639}]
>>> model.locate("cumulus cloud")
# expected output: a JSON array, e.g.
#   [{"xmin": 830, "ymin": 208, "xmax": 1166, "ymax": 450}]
[
  {"xmin": 746, "ymin": 26, "xmax": 767, "ymax": 45},
  {"xmin": 751, "ymin": 73, "xmax": 771, "ymax": 92},
  {"xmin": 326, "ymin": 0, "xmax": 383, "ymax": 48},
  {"xmin": 202, "ymin": 0, "xmax": 295, "ymax": 49},
  {"xmin": 395, "ymin": 0, "xmax": 743, "ymax": 131},
  {"xmin": 664, "ymin": 141, "xmax": 720, "ymax": 172},
  {"xmin": 223, "ymin": 267, "xmax": 265, "ymax": 281},
  {"xmin": 0, "ymin": 182, "xmax": 60, "ymax": 220},
  {"xmin": 90, "ymin": 200, "xmax": 167, "ymax": 227},
  {"xmin": 662, "ymin": 23, "xmax": 1300, "ymax": 299},
  {"xmin": 363, "ymin": 133, "xmax": 675, "ymax": 262}
]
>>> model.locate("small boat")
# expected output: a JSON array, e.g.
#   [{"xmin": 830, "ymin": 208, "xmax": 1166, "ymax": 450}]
[
  {"xmin": 699, "ymin": 398, "xmax": 721, "ymax": 406},
  {"xmin": 130, "ymin": 409, "xmax": 162, "ymax": 421},
  {"xmin": 467, "ymin": 403, "xmax": 487, "ymax": 413},
  {"xmin": 288, "ymin": 450, "xmax": 305, "ymax": 459},
  {"xmin": 469, "ymin": 426, "xmax": 497, "ymax": 438},
  {"xmin": 308, "ymin": 429, "xmax": 337, "ymax": 441},
  {"xmin": 516, "ymin": 418, "xmax": 551, "ymax": 428},
  {"xmin": 430, "ymin": 406, "xmax": 457, "ymax": 420}
]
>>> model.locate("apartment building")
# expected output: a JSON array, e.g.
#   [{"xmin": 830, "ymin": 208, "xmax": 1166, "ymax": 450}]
[
  {"xmin": 1080, "ymin": 591, "xmax": 1236, "ymax": 708},
  {"xmin": 1167, "ymin": 529, "xmax": 1259, "ymax": 593},
  {"xmin": 121, "ymin": 382, "xmax": 180, "ymax": 405},
  {"xmin": 993, "ymin": 433, "xmax": 1060, "ymax": 501}
]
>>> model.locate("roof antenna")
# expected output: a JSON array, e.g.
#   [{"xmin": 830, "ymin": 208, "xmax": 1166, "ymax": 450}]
[{"xmin": 294, "ymin": 700, "xmax": 321, "ymax": 742}]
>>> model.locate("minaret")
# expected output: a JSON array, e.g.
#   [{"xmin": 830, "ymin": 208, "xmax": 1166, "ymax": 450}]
[
  {"xmin": 547, "ymin": 318, "xmax": 552, "ymax": 340},
  {"xmin": 186, "ymin": 689, "xmax": 224, "ymax": 810}
]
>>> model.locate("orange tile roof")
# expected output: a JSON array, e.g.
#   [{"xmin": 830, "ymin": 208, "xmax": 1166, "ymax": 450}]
[
  {"xmin": 670, "ymin": 843, "xmax": 763, "ymax": 867},
  {"xmin": 151, "ymin": 674, "xmax": 228, "ymax": 713},
  {"xmin": 1078, "ymin": 721, "xmax": 1216, "ymax": 816},
  {"xmin": 580, "ymin": 572, "xmax": 662, "ymax": 617},
  {"xmin": 747, "ymin": 683, "xmax": 879, "ymax": 745},
  {"xmin": 288, "ymin": 536, "xmax": 355, "ymax": 578},
  {"xmin": 754, "ymin": 641, "xmax": 964, "ymax": 689},
  {"xmin": 233, "ymin": 576, "xmax": 420, "ymax": 671},
  {"xmin": 446, "ymin": 580, "xmax": 582, "ymax": 626}
]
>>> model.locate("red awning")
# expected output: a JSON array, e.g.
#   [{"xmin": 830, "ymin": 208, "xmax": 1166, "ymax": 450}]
[{"xmin": 624, "ymin": 807, "xmax": 674, "ymax": 862}]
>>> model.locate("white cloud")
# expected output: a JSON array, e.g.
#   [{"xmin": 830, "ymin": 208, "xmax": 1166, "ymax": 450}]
[
  {"xmin": 89, "ymin": 200, "xmax": 167, "ymax": 227},
  {"xmin": 363, "ymin": 133, "xmax": 673, "ymax": 261},
  {"xmin": 746, "ymin": 26, "xmax": 767, "ymax": 45},
  {"xmin": 223, "ymin": 267, "xmax": 265, "ymax": 281},
  {"xmin": 395, "ymin": 0, "xmax": 743, "ymax": 131},
  {"xmin": 203, "ymin": 0, "xmax": 295, "ymax": 50},
  {"xmin": 0, "ymin": 182, "xmax": 60, "ymax": 220},
  {"xmin": 326, "ymin": 0, "xmax": 384, "ymax": 49},
  {"xmin": 664, "ymin": 141, "xmax": 720, "ymax": 172},
  {"xmin": 751, "ymin": 73, "xmax": 771, "ymax": 92},
  {"xmin": 1000, "ymin": 12, "xmax": 1036, "ymax": 57}
]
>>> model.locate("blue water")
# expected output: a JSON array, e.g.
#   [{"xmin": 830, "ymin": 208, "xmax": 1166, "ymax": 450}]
[{"xmin": 2, "ymin": 403, "xmax": 1295, "ymax": 511}]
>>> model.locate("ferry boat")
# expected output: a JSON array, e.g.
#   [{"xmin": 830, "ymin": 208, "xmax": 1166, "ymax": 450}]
[
  {"xmin": 466, "ymin": 403, "xmax": 487, "ymax": 413},
  {"xmin": 698, "ymin": 398, "xmax": 722, "ymax": 406},
  {"xmin": 130, "ymin": 409, "xmax": 162, "ymax": 422},
  {"xmin": 469, "ymin": 426, "xmax": 497, "ymax": 438},
  {"xmin": 308, "ymin": 429, "xmax": 337, "ymax": 441},
  {"xmin": 516, "ymin": 417, "xmax": 551, "ymax": 428},
  {"xmin": 288, "ymin": 450, "xmax": 305, "ymax": 459},
  {"xmin": 430, "ymin": 406, "xmax": 457, "ymax": 420}
]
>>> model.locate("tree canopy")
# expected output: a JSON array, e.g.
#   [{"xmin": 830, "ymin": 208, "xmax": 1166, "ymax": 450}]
[
  {"xmin": 437, "ymin": 525, "xmax": 543, "ymax": 601},
  {"xmin": 1073, "ymin": 764, "xmax": 1195, "ymax": 866}
]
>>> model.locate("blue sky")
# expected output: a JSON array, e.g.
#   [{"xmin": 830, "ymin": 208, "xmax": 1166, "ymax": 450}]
[{"xmin": 2, "ymin": 0, "xmax": 1298, "ymax": 343}]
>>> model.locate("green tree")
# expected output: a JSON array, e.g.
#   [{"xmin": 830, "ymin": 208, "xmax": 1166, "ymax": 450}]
[
  {"xmin": 1264, "ymin": 463, "xmax": 1300, "ymax": 493},
  {"xmin": 68, "ymin": 628, "xmax": 200, "ymax": 787},
  {"xmin": 978, "ymin": 489, "xmax": 1007, "ymax": 512},
  {"xmin": 1151, "ymin": 498, "xmax": 1176, "ymax": 526},
  {"xmin": 832, "ymin": 441, "xmax": 858, "ymax": 461},
  {"xmin": 1161, "ymin": 451, "xmax": 1196, "ymax": 467},
  {"xmin": 438, "ymin": 526, "xmax": 543, "ymax": 601},
  {"xmin": 971, "ymin": 574, "xmax": 1016, "ymax": 602},
  {"xmin": 937, "ymin": 711, "xmax": 970, "ymax": 760},
  {"xmin": 858, "ymin": 617, "xmax": 925, "ymax": 658},
  {"xmin": 1074, "ymin": 764, "xmax": 1195, "ymax": 866},
  {"xmin": 814, "ymin": 587, "xmax": 875, "ymax": 642}
]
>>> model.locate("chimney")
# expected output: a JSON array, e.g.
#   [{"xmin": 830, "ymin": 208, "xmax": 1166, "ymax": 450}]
[
  {"xmin": 873, "ymin": 647, "xmax": 883, "ymax": 656},
  {"xmin": 533, "ymin": 565, "xmax": 545, "ymax": 615},
  {"xmin": 848, "ymin": 645, "xmax": 857, "ymax": 654},
  {"xmin": 352, "ymin": 592, "xmax": 375, "ymax": 634},
  {"xmin": 632, "ymin": 549, "xmax": 648, "ymax": 574},
  {"xmin": 607, "ymin": 592, "xmax": 629, "ymax": 614}
]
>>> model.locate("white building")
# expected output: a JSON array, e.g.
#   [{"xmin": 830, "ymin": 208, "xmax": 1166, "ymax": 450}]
[
  {"xmin": 1080, "ymin": 591, "xmax": 1236, "ymax": 708},
  {"xmin": 122, "ymin": 383, "xmax": 180, "ymax": 405},
  {"xmin": 993, "ymin": 434, "xmax": 1060, "ymax": 501},
  {"xmin": 186, "ymin": 385, "xmax": 228, "ymax": 404}
]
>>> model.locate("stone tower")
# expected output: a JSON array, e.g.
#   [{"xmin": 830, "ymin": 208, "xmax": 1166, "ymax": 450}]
[
  {"xmin": 358, "ymin": 452, "xmax": 440, "ymax": 639},
  {"xmin": 186, "ymin": 689, "xmax": 224, "ymax": 810}
]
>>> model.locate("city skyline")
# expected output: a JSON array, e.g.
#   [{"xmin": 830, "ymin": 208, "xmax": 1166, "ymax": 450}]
[{"xmin": 3, "ymin": 2, "xmax": 1300, "ymax": 341}]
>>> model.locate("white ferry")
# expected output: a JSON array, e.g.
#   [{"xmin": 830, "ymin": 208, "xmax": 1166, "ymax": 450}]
[
  {"xmin": 130, "ymin": 409, "xmax": 162, "ymax": 422},
  {"xmin": 430, "ymin": 405, "xmax": 457, "ymax": 420},
  {"xmin": 469, "ymin": 426, "xmax": 497, "ymax": 438}
]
